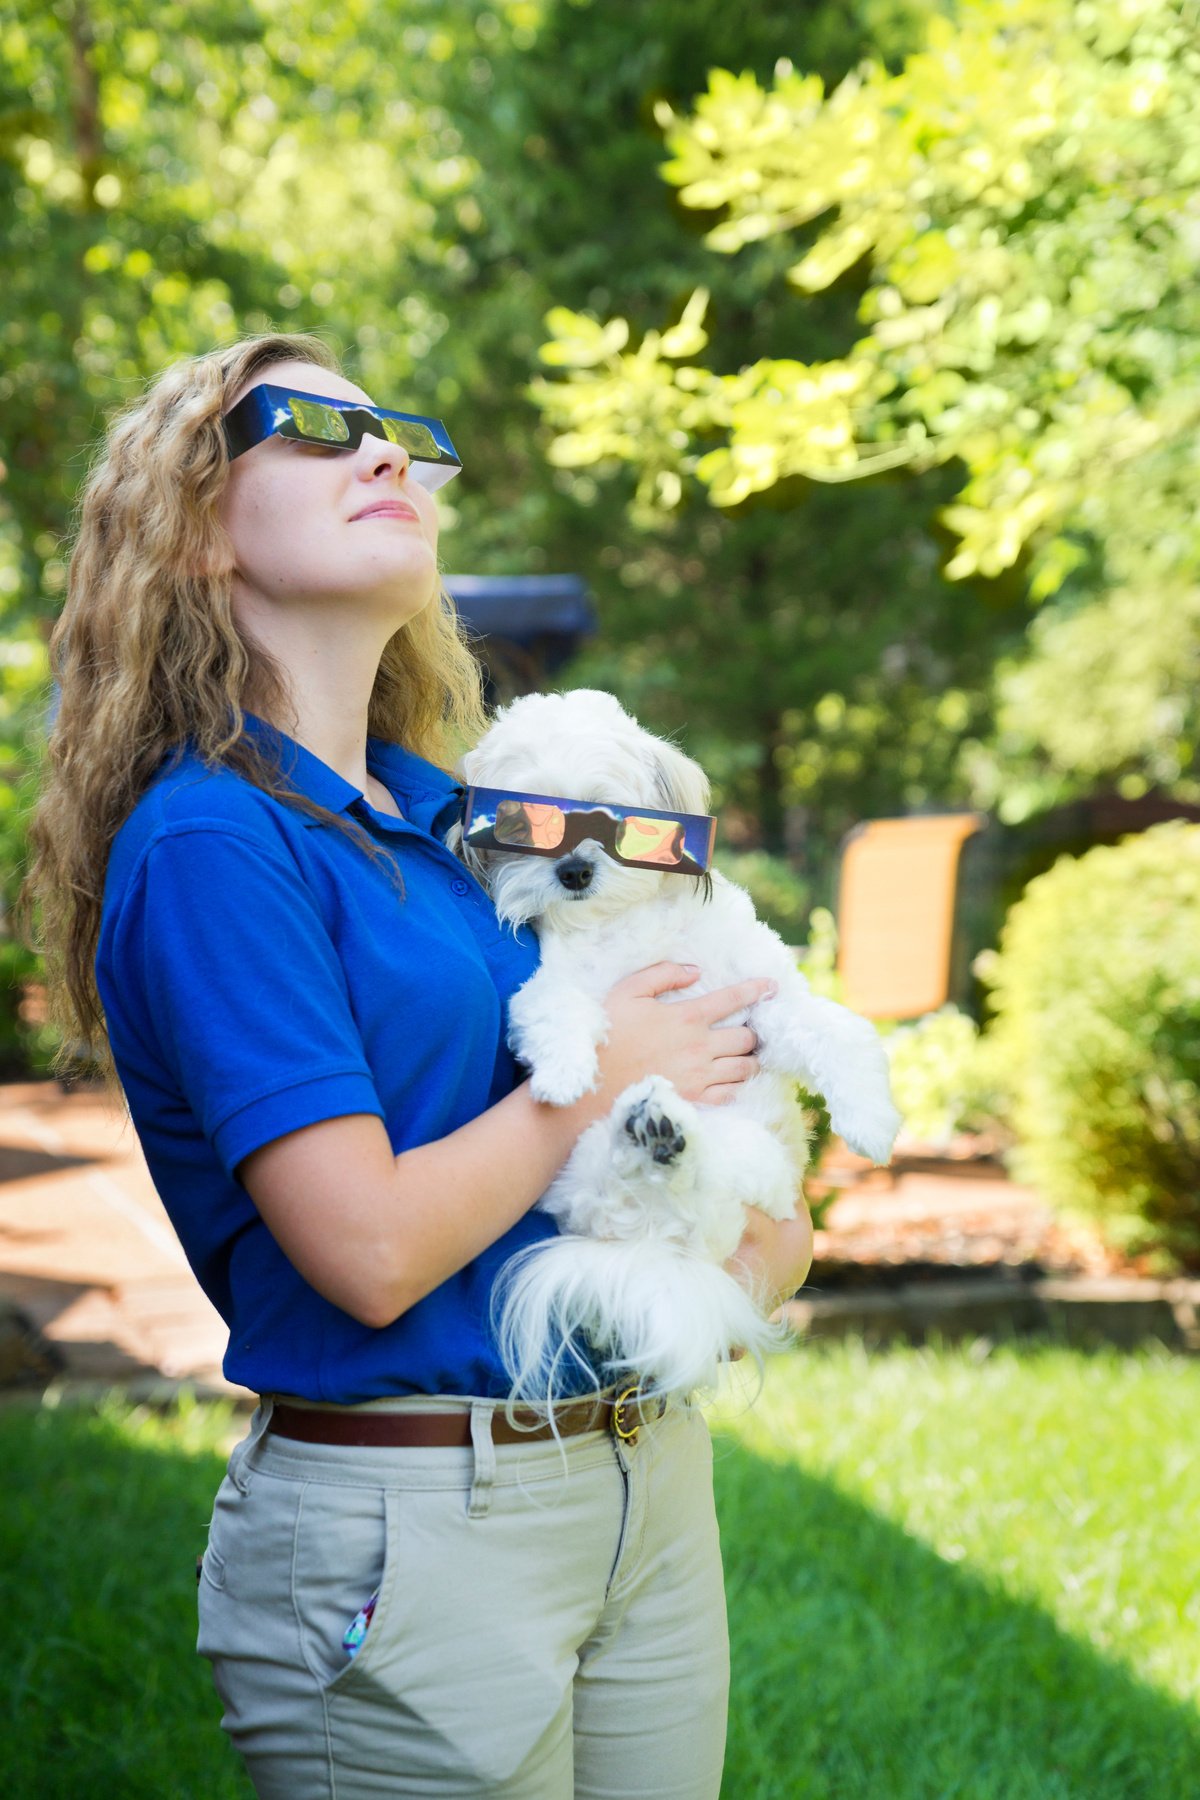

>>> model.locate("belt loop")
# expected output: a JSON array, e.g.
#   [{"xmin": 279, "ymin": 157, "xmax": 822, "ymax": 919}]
[
  {"xmin": 467, "ymin": 1400, "xmax": 497, "ymax": 1520},
  {"xmin": 229, "ymin": 1394, "xmax": 276, "ymax": 1495}
]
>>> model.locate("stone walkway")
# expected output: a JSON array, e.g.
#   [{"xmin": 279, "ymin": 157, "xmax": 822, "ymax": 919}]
[
  {"xmin": 0, "ymin": 1080, "xmax": 246, "ymax": 1401},
  {"xmin": 806, "ymin": 1138, "xmax": 1130, "ymax": 1282}
]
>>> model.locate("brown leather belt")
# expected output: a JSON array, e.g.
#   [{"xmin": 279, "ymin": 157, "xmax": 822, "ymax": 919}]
[{"xmin": 267, "ymin": 1388, "xmax": 664, "ymax": 1450}]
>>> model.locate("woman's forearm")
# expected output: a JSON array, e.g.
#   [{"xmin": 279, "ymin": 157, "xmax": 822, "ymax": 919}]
[
  {"xmin": 724, "ymin": 1204, "xmax": 814, "ymax": 1316},
  {"xmin": 381, "ymin": 1078, "xmax": 609, "ymax": 1320},
  {"xmin": 238, "ymin": 1079, "xmax": 609, "ymax": 1329},
  {"xmin": 241, "ymin": 966, "xmax": 773, "ymax": 1328}
]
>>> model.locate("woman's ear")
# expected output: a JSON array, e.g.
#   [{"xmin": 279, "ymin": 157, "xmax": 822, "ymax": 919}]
[{"xmin": 651, "ymin": 737, "xmax": 710, "ymax": 817}]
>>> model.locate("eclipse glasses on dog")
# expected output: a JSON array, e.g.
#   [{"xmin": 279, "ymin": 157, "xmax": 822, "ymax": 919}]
[
  {"xmin": 462, "ymin": 786, "xmax": 716, "ymax": 875},
  {"xmin": 223, "ymin": 384, "xmax": 462, "ymax": 490}
]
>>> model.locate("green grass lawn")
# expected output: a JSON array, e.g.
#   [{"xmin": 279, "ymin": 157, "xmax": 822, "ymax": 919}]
[
  {"xmin": 1, "ymin": 1343, "xmax": 1197, "ymax": 1799},
  {"xmin": 711, "ymin": 1340, "xmax": 1200, "ymax": 1799}
]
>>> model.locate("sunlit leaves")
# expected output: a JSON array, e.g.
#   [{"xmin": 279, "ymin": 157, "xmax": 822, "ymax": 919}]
[
  {"xmin": 538, "ymin": 308, "xmax": 631, "ymax": 367},
  {"xmin": 533, "ymin": 0, "xmax": 1200, "ymax": 601},
  {"xmin": 0, "ymin": 0, "xmax": 486, "ymax": 641},
  {"xmin": 532, "ymin": 298, "xmax": 895, "ymax": 515}
]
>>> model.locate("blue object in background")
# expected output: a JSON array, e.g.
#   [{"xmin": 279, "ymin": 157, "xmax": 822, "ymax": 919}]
[
  {"xmin": 446, "ymin": 574, "xmax": 597, "ymax": 703},
  {"xmin": 446, "ymin": 573, "xmax": 595, "ymax": 651}
]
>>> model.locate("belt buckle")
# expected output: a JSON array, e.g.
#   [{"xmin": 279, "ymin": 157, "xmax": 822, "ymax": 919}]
[{"xmin": 612, "ymin": 1383, "xmax": 642, "ymax": 1447}]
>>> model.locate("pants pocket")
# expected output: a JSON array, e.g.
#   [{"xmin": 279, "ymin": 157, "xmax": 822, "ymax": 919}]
[
  {"xmin": 292, "ymin": 1480, "xmax": 394, "ymax": 1693},
  {"xmin": 198, "ymin": 1470, "xmax": 241, "ymax": 1595}
]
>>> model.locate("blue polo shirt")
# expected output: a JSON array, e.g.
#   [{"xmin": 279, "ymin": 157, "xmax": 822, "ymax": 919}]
[{"xmin": 95, "ymin": 712, "xmax": 581, "ymax": 1402}]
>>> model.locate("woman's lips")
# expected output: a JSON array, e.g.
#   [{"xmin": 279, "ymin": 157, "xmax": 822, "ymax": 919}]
[{"xmin": 351, "ymin": 501, "xmax": 419, "ymax": 522}]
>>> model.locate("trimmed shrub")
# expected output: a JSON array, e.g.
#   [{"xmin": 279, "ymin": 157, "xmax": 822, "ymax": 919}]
[{"xmin": 979, "ymin": 821, "xmax": 1200, "ymax": 1270}]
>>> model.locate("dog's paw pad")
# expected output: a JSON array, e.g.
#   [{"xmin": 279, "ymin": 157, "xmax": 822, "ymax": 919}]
[{"xmin": 624, "ymin": 1093, "xmax": 688, "ymax": 1165}]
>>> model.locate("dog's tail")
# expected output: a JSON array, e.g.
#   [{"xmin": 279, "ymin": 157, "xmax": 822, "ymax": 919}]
[{"xmin": 492, "ymin": 1234, "xmax": 792, "ymax": 1412}]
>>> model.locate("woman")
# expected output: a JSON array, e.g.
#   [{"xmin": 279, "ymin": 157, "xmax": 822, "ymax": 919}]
[{"xmin": 17, "ymin": 331, "xmax": 813, "ymax": 1798}]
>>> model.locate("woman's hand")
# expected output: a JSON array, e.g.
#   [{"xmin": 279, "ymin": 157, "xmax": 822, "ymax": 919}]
[
  {"xmin": 592, "ymin": 962, "xmax": 773, "ymax": 1113},
  {"xmin": 724, "ymin": 1203, "xmax": 814, "ymax": 1318}
]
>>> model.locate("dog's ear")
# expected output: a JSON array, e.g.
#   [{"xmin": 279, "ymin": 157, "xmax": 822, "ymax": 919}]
[{"xmin": 651, "ymin": 737, "xmax": 710, "ymax": 817}]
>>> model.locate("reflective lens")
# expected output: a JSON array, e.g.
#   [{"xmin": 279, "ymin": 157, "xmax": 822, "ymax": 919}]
[
  {"xmin": 380, "ymin": 416, "xmax": 442, "ymax": 459},
  {"xmin": 288, "ymin": 397, "xmax": 351, "ymax": 443},
  {"xmin": 614, "ymin": 815, "xmax": 686, "ymax": 865},
  {"xmin": 493, "ymin": 799, "xmax": 566, "ymax": 849}
]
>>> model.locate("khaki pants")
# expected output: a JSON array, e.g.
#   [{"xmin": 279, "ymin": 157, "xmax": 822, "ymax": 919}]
[{"xmin": 197, "ymin": 1393, "xmax": 730, "ymax": 1797}]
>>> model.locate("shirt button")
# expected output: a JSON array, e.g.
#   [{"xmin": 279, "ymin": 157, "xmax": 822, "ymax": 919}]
[{"xmin": 451, "ymin": 878, "xmax": 470, "ymax": 896}]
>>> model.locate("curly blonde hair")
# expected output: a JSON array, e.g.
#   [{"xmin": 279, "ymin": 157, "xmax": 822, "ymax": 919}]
[{"xmin": 14, "ymin": 331, "xmax": 488, "ymax": 1103}]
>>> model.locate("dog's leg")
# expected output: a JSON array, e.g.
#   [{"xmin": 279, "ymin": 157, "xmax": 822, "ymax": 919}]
[
  {"xmin": 553, "ymin": 1077, "xmax": 802, "ymax": 1264},
  {"xmin": 753, "ymin": 975, "xmax": 901, "ymax": 1165},
  {"xmin": 537, "ymin": 1076, "xmax": 704, "ymax": 1247},
  {"xmin": 507, "ymin": 973, "xmax": 611, "ymax": 1106}
]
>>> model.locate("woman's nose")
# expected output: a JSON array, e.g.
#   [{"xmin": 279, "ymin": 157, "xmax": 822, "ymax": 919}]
[{"xmin": 358, "ymin": 431, "xmax": 411, "ymax": 479}]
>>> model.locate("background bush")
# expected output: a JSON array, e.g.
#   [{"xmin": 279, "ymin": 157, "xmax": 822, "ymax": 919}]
[
  {"xmin": 884, "ymin": 1004, "xmax": 1006, "ymax": 1145},
  {"xmin": 979, "ymin": 822, "xmax": 1200, "ymax": 1270}
]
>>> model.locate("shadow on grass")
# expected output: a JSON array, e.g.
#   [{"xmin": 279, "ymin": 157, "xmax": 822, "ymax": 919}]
[
  {"xmin": 3, "ymin": 1397, "xmax": 1196, "ymax": 1800},
  {"xmin": 712, "ymin": 1431, "xmax": 1200, "ymax": 1800},
  {"xmin": 0, "ymin": 1397, "xmax": 253, "ymax": 1800}
]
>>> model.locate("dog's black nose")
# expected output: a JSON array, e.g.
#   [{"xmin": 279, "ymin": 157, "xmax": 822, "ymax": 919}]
[{"xmin": 556, "ymin": 854, "xmax": 594, "ymax": 892}]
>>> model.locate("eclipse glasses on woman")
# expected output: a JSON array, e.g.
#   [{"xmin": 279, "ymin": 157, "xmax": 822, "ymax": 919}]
[
  {"xmin": 462, "ymin": 787, "xmax": 716, "ymax": 876},
  {"xmin": 223, "ymin": 383, "xmax": 462, "ymax": 491}
]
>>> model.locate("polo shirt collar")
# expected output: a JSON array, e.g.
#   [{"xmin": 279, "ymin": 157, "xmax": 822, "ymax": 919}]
[{"xmin": 240, "ymin": 711, "xmax": 466, "ymax": 840}]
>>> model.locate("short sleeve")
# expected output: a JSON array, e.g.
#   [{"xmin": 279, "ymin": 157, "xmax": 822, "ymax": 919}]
[{"xmin": 130, "ymin": 825, "xmax": 386, "ymax": 1181}]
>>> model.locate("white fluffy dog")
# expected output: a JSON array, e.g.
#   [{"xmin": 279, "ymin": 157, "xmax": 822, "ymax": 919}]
[{"xmin": 455, "ymin": 689, "xmax": 901, "ymax": 1404}]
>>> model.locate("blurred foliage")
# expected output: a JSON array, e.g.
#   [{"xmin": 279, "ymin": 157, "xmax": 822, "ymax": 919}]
[
  {"xmin": 977, "ymin": 821, "xmax": 1200, "ymax": 1271},
  {"xmin": 967, "ymin": 579, "xmax": 1200, "ymax": 823},
  {"xmin": 793, "ymin": 904, "xmax": 842, "ymax": 1179},
  {"xmin": 415, "ymin": 0, "xmax": 1010, "ymax": 879},
  {"xmin": 713, "ymin": 847, "xmax": 811, "ymax": 945},
  {"xmin": 884, "ymin": 1003, "xmax": 1005, "ymax": 1145},
  {"xmin": 0, "ymin": 0, "xmax": 1013, "ymax": 888},
  {"xmin": 533, "ymin": 0, "xmax": 1200, "ymax": 810},
  {"xmin": 795, "ymin": 903, "xmax": 841, "ymax": 1003},
  {"xmin": 1, "ymin": 0, "xmax": 486, "ymax": 616}
]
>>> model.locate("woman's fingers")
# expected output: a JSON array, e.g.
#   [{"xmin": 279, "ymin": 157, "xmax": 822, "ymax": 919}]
[
  {"xmin": 708, "ymin": 1054, "xmax": 759, "ymax": 1086},
  {"xmin": 618, "ymin": 967, "xmax": 774, "ymax": 1017},
  {"xmin": 599, "ymin": 966, "xmax": 768, "ymax": 1107},
  {"xmin": 700, "ymin": 1079, "xmax": 750, "ymax": 1105},
  {"xmin": 622, "ymin": 961, "xmax": 702, "ymax": 998},
  {"xmin": 694, "ymin": 977, "xmax": 775, "ymax": 1021}
]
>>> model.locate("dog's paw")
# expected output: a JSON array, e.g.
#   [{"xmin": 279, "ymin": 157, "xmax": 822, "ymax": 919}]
[
  {"xmin": 831, "ymin": 1095, "xmax": 903, "ymax": 1166},
  {"xmin": 528, "ymin": 1059, "xmax": 598, "ymax": 1108},
  {"xmin": 620, "ymin": 1076, "xmax": 697, "ymax": 1168}
]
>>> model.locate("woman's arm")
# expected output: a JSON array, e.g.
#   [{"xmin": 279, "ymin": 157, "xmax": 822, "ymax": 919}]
[
  {"xmin": 238, "ymin": 962, "xmax": 774, "ymax": 1327},
  {"xmin": 724, "ymin": 1203, "xmax": 814, "ymax": 1318}
]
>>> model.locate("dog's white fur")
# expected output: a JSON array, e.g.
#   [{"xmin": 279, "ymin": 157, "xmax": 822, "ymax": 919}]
[{"xmin": 454, "ymin": 689, "xmax": 902, "ymax": 1405}]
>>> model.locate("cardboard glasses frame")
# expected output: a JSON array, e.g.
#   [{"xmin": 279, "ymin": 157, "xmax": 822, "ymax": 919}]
[
  {"xmin": 461, "ymin": 785, "xmax": 716, "ymax": 875},
  {"xmin": 222, "ymin": 383, "xmax": 462, "ymax": 491}
]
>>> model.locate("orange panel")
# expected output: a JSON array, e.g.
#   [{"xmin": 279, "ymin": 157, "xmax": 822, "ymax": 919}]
[{"xmin": 836, "ymin": 814, "xmax": 983, "ymax": 1020}]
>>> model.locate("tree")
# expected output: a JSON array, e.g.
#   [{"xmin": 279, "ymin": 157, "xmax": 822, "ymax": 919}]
[
  {"xmin": 422, "ymin": 0, "xmax": 1017, "ymax": 869},
  {"xmin": 532, "ymin": 0, "xmax": 1200, "ymax": 810},
  {"xmin": 4, "ymin": 0, "xmax": 992, "ymax": 898}
]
